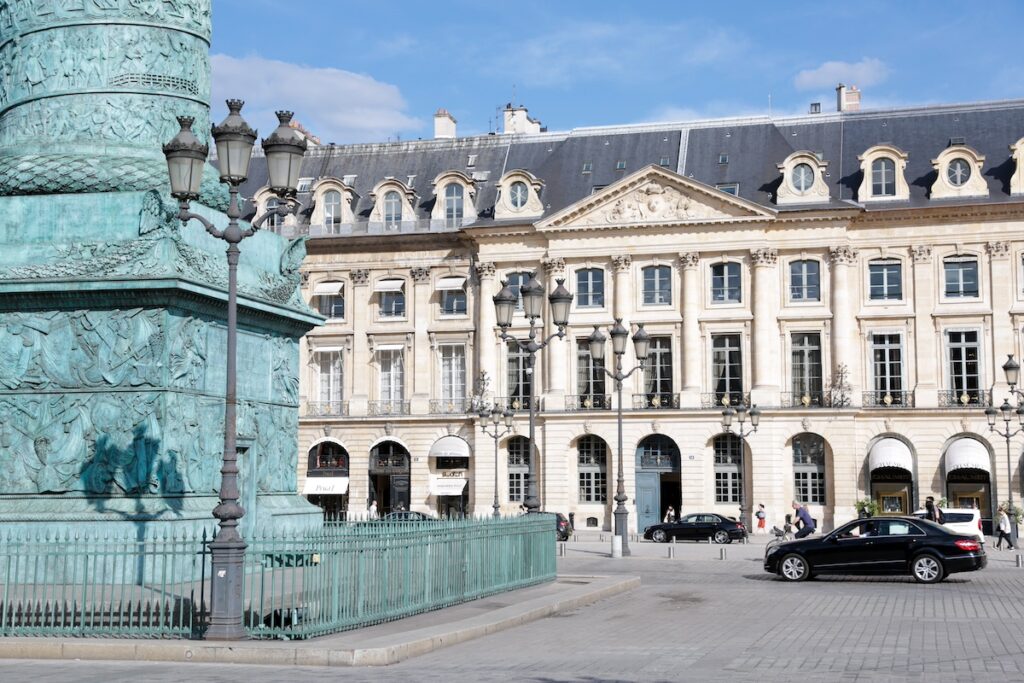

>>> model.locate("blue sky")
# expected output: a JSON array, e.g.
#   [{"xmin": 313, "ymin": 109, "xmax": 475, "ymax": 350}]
[{"xmin": 210, "ymin": 0, "xmax": 1024, "ymax": 144}]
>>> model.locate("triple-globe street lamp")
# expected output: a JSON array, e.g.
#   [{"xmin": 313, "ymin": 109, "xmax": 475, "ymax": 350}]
[
  {"xmin": 720, "ymin": 403, "xmax": 761, "ymax": 532},
  {"xmin": 587, "ymin": 320, "xmax": 651, "ymax": 556},
  {"xmin": 162, "ymin": 100, "xmax": 307, "ymax": 640},
  {"xmin": 493, "ymin": 273, "xmax": 573, "ymax": 513},
  {"xmin": 478, "ymin": 405, "xmax": 516, "ymax": 517},
  {"xmin": 984, "ymin": 354, "xmax": 1024, "ymax": 547}
]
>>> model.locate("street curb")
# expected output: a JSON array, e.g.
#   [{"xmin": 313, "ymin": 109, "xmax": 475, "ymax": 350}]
[{"xmin": 0, "ymin": 574, "xmax": 639, "ymax": 668}]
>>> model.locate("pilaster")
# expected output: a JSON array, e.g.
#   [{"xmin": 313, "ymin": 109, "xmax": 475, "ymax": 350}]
[
  {"xmin": 349, "ymin": 268, "xmax": 371, "ymax": 415},
  {"xmin": 750, "ymin": 248, "xmax": 780, "ymax": 405},
  {"xmin": 912, "ymin": 245, "xmax": 938, "ymax": 407},
  {"xmin": 475, "ymin": 262, "xmax": 498, "ymax": 401},
  {"xmin": 410, "ymin": 266, "xmax": 432, "ymax": 414},
  {"xmin": 678, "ymin": 252, "xmax": 702, "ymax": 407},
  {"xmin": 542, "ymin": 257, "xmax": 567, "ymax": 402},
  {"xmin": 988, "ymin": 241, "xmax": 1013, "ymax": 399},
  {"xmin": 829, "ymin": 245, "xmax": 861, "ymax": 406}
]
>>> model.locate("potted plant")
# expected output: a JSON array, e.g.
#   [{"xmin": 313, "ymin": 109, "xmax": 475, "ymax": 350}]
[
  {"xmin": 1001, "ymin": 501, "xmax": 1024, "ymax": 524},
  {"xmin": 855, "ymin": 499, "xmax": 880, "ymax": 518}
]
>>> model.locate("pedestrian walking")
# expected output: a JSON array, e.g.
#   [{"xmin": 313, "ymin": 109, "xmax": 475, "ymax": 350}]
[
  {"xmin": 791, "ymin": 500, "xmax": 816, "ymax": 538},
  {"xmin": 755, "ymin": 503, "xmax": 767, "ymax": 534},
  {"xmin": 924, "ymin": 496, "xmax": 945, "ymax": 524},
  {"xmin": 368, "ymin": 500, "xmax": 378, "ymax": 519},
  {"xmin": 995, "ymin": 506, "xmax": 1016, "ymax": 550},
  {"xmin": 663, "ymin": 506, "xmax": 676, "ymax": 523}
]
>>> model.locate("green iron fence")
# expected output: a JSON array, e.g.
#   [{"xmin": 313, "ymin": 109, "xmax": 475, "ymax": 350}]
[{"xmin": 0, "ymin": 515, "xmax": 556, "ymax": 640}]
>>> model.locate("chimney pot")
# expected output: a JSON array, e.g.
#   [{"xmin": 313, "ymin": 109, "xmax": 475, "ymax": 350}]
[{"xmin": 434, "ymin": 108, "xmax": 457, "ymax": 139}]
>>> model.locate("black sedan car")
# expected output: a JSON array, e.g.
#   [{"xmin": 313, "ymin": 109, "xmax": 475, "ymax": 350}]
[
  {"xmin": 764, "ymin": 516, "xmax": 987, "ymax": 583},
  {"xmin": 643, "ymin": 513, "xmax": 746, "ymax": 544}
]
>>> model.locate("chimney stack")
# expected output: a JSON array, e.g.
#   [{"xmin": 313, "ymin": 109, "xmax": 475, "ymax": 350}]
[
  {"xmin": 502, "ymin": 104, "xmax": 542, "ymax": 135},
  {"xmin": 836, "ymin": 84, "xmax": 861, "ymax": 112},
  {"xmin": 434, "ymin": 108, "xmax": 457, "ymax": 139}
]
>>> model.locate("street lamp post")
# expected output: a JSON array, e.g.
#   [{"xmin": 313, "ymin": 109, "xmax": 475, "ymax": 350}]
[
  {"xmin": 478, "ymin": 405, "xmax": 516, "ymax": 517},
  {"xmin": 162, "ymin": 101, "xmax": 307, "ymax": 640},
  {"xmin": 587, "ymin": 320, "xmax": 650, "ymax": 557},
  {"xmin": 493, "ymin": 273, "xmax": 573, "ymax": 513},
  {"xmin": 985, "ymin": 354, "xmax": 1023, "ymax": 547},
  {"xmin": 720, "ymin": 403, "xmax": 761, "ymax": 533}
]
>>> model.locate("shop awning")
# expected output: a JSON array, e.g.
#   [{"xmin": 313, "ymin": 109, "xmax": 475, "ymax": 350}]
[
  {"xmin": 435, "ymin": 276, "xmax": 467, "ymax": 291},
  {"xmin": 428, "ymin": 436, "xmax": 471, "ymax": 459},
  {"xmin": 302, "ymin": 477, "xmax": 349, "ymax": 495},
  {"xmin": 313, "ymin": 281, "xmax": 344, "ymax": 295},
  {"xmin": 429, "ymin": 476, "xmax": 467, "ymax": 496},
  {"xmin": 869, "ymin": 438, "xmax": 913, "ymax": 472},
  {"xmin": 374, "ymin": 279, "xmax": 405, "ymax": 292},
  {"xmin": 374, "ymin": 343, "xmax": 404, "ymax": 352},
  {"xmin": 312, "ymin": 345, "xmax": 344, "ymax": 353},
  {"xmin": 945, "ymin": 438, "xmax": 990, "ymax": 476}
]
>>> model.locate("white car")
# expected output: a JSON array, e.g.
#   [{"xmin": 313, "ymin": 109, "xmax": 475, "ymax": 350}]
[{"xmin": 912, "ymin": 508, "xmax": 985, "ymax": 544}]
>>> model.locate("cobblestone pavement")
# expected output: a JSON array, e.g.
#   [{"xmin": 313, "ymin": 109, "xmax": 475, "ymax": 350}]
[{"xmin": 6, "ymin": 538, "xmax": 1024, "ymax": 682}]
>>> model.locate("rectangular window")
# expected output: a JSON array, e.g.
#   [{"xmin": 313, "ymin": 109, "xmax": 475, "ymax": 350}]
[
  {"xmin": 718, "ymin": 153, "xmax": 729, "ymax": 164},
  {"xmin": 642, "ymin": 266, "xmax": 672, "ymax": 305},
  {"xmin": 712, "ymin": 334, "xmax": 743, "ymax": 401},
  {"xmin": 711, "ymin": 263, "xmax": 741, "ymax": 303},
  {"xmin": 576, "ymin": 268, "xmax": 605, "ymax": 308},
  {"xmin": 380, "ymin": 290, "xmax": 405, "ymax": 317},
  {"xmin": 794, "ymin": 471, "xmax": 825, "ymax": 504},
  {"xmin": 441, "ymin": 289, "xmax": 467, "ymax": 315},
  {"xmin": 508, "ymin": 472, "xmax": 526, "ymax": 502},
  {"xmin": 440, "ymin": 345, "xmax": 466, "ymax": 401},
  {"xmin": 615, "ymin": 160, "xmax": 626, "ymax": 170},
  {"xmin": 716, "ymin": 183, "xmax": 739, "ymax": 196},
  {"xmin": 379, "ymin": 349, "xmax": 404, "ymax": 402},
  {"xmin": 316, "ymin": 350, "xmax": 343, "ymax": 404},
  {"xmin": 869, "ymin": 260, "xmax": 902, "ymax": 300},
  {"xmin": 581, "ymin": 162, "xmax": 593, "ymax": 173},
  {"xmin": 507, "ymin": 341, "xmax": 532, "ymax": 405},
  {"xmin": 789, "ymin": 260, "xmax": 820, "ymax": 301},
  {"xmin": 578, "ymin": 471, "xmax": 607, "ymax": 503},
  {"xmin": 791, "ymin": 332, "xmax": 823, "ymax": 402},
  {"xmin": 944, "ymin": 257, "xmax": 979, "ymax": 298},
  {"xmin": 576, "ymin": 340, "xmax": 606, "ymax": 400},
  {"xmin": 947, "ymin": 330, "xmax": 981, "ymax": 398},
  {"xmin": 316, "ymin": 294, "xmax": 345, "ymax": 319},
  {"xmin": 871, "ymin": 333, "xmax": 903, "ymax": 398},
  {"xmin": 659, "ymin": 156, "xmax": 671, "ymax": 167},
  {"xmin": 644, "ymin": 337, "xmax": 673, "ymax": 399}
]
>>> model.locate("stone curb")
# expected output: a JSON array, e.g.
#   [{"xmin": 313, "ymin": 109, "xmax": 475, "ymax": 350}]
[{"xmin": 0, "ymin": 573, "xmax": 639, "ymax": 668}]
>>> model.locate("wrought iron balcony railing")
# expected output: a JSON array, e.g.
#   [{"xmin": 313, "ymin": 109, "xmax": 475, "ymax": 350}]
[
  {"xmin": 632, "ymin": 392, "xmax": 680, "ymax": 410},
  {"xmin": 937, "ymin": 389, "xmax": 991, "ymax": 408},
  {"xmin": 780, "ymin": 391, "xmax": 830, "ymax": 408},
  {"xmin": 564, "ymin": 394, "xmax": 612, "ymax": 411},
  {"xmin": 862, "ymin": 390, "xmax": 914, "ymax": 408},
  {"xmin": 700, "ymin": 391, "xmax": 749, "ymax": 409},
  {"xmin": 493, "ymin": 396, "xmax": 542, "ymax": 412},
  {"xmin": 368, "ymin": 400, "xmax": 411, "ymax": 416},
  {"xmin": 429, "ymin": 398, "xmax": 473, "ymax": 414},
  {"xmin": 302, "ymin": 400, "xmax": 350, "ymax": 417}
]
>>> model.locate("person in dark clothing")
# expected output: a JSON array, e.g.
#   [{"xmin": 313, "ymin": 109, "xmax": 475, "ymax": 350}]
[
  {"xmin": 792, "ymin": 500, "xmax": 816, "ymax": 538},
  {"xmin": 924, "ymin": 496, "xmax": 944, "ymax": 524}
]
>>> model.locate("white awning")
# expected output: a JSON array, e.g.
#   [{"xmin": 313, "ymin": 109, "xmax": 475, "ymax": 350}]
[
  {"xmin": 313, "ymin": 281, "xmax": 344, "ymax": 295},
  {"xmin": 374, "ymin": 279, "xmax": 405, "ymax": 292},
  {"xmin": 312, "ymin": 345, "xmax": 344, "ymax": 353},
  {"xmin": 945, "ymin": 438, "xmax": 990, "ymax": 476},
  {"xmin": 429, "ymin": 436, "xmax": 471, "ymax": 459},
  {"xmin": 869, "ymin": 438, "xmax": 913, "ymax": 472},
  {"xmin": 375, "ymin": 343, "xmax": 405, "ymax": 352},
  {"xmin": 435, "ymin": 276, "xmax": 467, "ymax": 291},
  {"xmin": 302, "ymin": 477, "xmax": 349, "ymax": 495},
  {"xmin": 429, "ymin": 476, "xmax": 467, "ymax": 496}
]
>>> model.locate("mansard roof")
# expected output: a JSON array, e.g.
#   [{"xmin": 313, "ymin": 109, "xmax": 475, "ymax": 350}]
[{"xmin": 238, "ymin": 98, "xmax": 1024, "ymax": 222}]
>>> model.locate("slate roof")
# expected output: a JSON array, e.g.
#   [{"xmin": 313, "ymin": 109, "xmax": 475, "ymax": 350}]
[{"xmin": 237, "ymin": 98, "xmax": 1024, "ymax": 222}]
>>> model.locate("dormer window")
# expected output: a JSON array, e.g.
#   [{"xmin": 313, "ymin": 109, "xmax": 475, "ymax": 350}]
[
  {"xmin": 930, "ymin": 144, "xmax": 988, "ymax": 199},
  {"xmin": 444, "ymin": 183, "xmax": 464, "ymax": 227},
  {"xmin": 430, "ymin": 171, "xmax": 477, "ymax": 228},
  {"xmin": 872, "ymin": 158, "xmax": 895, "ymax": 196},
  {"xmin": 509, "ymin": 181, "xmax": 529, "ymax": 209},
  {"xmin": 384, "ymin": 190, "xmax": 402, "ymax": 228},
  {"xmin": 266, "ymin": 197, "xmax": 281, "ymax": 230},
  {"xmin": 947, "ymin": 158, "xmax": 972, "ymax": 187},
  {"xmin": 858, "ymin": 145, "xmax": 909, "ymax": 202},
  {"xmin": 776, "ymin": 151, "xmax": 829, "ymax": 205},
  {"xmin": 791, "ymin": 163, "xmax": 814, "ymax": 192},
  {"xmin": 309, "ymin": 178, "xmax": 356, "ymax": 234},
  {"xmin": 494, "ymin": 170, "xmax": 544, "ymax": 220},
  {"xmin": 323, "ymin": 190, "xmax": 342, "ymax": 227}
]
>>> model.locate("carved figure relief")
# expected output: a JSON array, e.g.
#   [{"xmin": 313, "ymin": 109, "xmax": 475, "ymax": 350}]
[
  {"xmin": 600, "ymin": 181, "xmax": 730, "ymax": 224},
  {"xmin": 0, "ymin": 0, "xmax": 210, "ymax": 40}
]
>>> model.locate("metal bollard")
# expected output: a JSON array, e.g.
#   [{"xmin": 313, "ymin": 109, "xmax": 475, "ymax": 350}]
[
  {"xmin": 672, "ymin": 536, "xmax": 676, "ymax": 544},
  {"xmin": 708, "ymin": 536, "xmax": 713, "ymax": 544},
  {"xmin": 719, "ymin": 547, "xmax": 727, "ymax": 560},
  {"xmin": 558, "ymin": 542, "xmax": 567, "ymax": 557},
  {"xmin": 572, "ymin": 534, "xmax": 578, "ymax": 542},
  {"xmin": 1017, "ymin": 553, "xmax": 1023, "ymax": 568},
  {"xmin": 667, "ymin": 545, "xmax": 675, "ymax": 559}
]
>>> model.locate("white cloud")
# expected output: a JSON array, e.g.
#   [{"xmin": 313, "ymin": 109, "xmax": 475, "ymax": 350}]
[
  {"xmin": 210, "ymin": 54, "xmax": 422, "ymax": 144},
  {"xmin": 794, "ymin": 58, "xmax": 889, "ymax": 91}
]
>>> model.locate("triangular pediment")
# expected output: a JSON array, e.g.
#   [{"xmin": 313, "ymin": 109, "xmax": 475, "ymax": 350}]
[{"xmin": 537, "ymin": 165, "xmax": 775, "ymax": 231}]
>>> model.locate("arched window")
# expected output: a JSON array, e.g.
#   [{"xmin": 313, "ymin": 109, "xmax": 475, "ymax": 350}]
[
  {"xmin": 793, "ymin": 433, "xmax": 825, "ymax": 504},
  {"xmin": 871, "ymin": 158, "xmax": 896, "ymax": 197},
  {"xmin": 508, "ymin": 436, "xmax": 530, "ymax": 502},
  {"xmin": 444, "ymin": 183, "xmax": 464, "ymax": 228},
  {"xmin": 307, "ymin": 441, "xmax": 349, "ymax": 473},
  {"xmin": 577, "ymin": 435, "xmax": 607, "ymax": 503},
  {"xmin": 266, "ymin": 197, "xmax": 281, "ymax": 230},
  {"xmin": 636, "ymin": 435, "xmax": 679, "ymax": 470},
  {"xmin": 323, "ymin": 190, "xmax": 342, "ymax": 227},
  {"xmin": 713, "ymin": 434, "xmax": 743, "ymax": 503},
  {"xmin": 384, "ymin": 190, "xmax": 402, "ymax": 228},
  {"xmin": 789, "ymin": 259, "xmax": 820, "ymax": 301},
  {"xmin": 710, "ymin": 262, "xmax": 741, "ymax": 303}
]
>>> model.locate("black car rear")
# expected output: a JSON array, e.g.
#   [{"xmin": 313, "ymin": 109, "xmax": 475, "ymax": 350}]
[{"xmin": 555, "ymin": 513, "xmax": 572, "ymax": 541}]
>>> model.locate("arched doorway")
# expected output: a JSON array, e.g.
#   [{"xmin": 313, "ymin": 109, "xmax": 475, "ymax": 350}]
[
  {"xmin": 944, "ymin": 436, "xmax": 992, "ymax": 533},
  {"xmin": 303, "ymin": 440, "xmax": 349, "ymax": 519},
  {"xmin": 369, "ymin": 440, "xmax": 410, "ymax": 514},
  {"xmin": 868, "ymin": 437, "xmax": 914, "ymax": 515},
  {"xmin": 429, "ymin": 436, "xmax": 471, "ymax": 518},
  {"xmin": 635, "ymin": 435, "xmax": 680, "ymax": 531}
]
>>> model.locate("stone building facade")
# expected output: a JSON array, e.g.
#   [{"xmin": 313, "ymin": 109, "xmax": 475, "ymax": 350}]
[{"xmin": 243, "ymin": 98, "xmax": 1024, "ymax": 533}]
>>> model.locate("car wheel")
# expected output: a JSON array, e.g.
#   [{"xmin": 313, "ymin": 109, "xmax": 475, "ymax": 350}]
[
  {"xmin": 713, "ymin": 530, "xmax": 730, "ymax": 544},
  {"xmin": 911, "ymin": 554, "xmax": 944, "ymax": 584},
  {"xmin": 651, "ymin": 529, "xmax": 667, "ymax": 543},
  {"xmin": 779, "ymin": 554, "xmax": 810, "ymax": 581}
]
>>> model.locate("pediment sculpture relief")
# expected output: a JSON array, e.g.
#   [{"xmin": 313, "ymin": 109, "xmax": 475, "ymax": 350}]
[{"xmin": 600, "ymin": 181, "xmax": 731, "ymax": 224}]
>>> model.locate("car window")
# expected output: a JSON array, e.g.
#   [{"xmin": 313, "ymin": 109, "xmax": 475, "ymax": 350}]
[
  {"xmin": 699, "ymin": 515, "xmax": 718, "ymax": 523},
  {"xmin": 681, "ymin": 514, "xmax": 700, "ymax": 523},
  {"xmin": 943, "ymin": 513, "xmax": 974, "ymax": 523},
  {"xmin": 835, "ymin": 520, "xmax": 878, "ymax": 538},
  {"xmin": 879, "ymin": 520, "xmax": 924, "ymax": 536}
]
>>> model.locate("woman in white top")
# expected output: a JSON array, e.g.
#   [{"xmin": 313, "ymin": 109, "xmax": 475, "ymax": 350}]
[
  {"xmin": 995, "ymin": 506, "xmax": 1016, "ymax": 550},
  {"xmin": 663, "ymin": 506, "xmax": 676, "ymax": 523}
]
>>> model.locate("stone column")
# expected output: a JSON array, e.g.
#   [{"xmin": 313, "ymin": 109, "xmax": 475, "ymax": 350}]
[
  {"xmin": 410, "ymin": 266, "xmax": 432, "ymax": 414},
  {"xmin": 829, "ymin": 245, "xmax": 861, "ymax": 407},
  {"xmin": 912, "ymin": 245, "xmax": 938, "ymax": 408},
  {"xmin": 475, "ymin": 262, "xmax": 498, "ymax": 402},
  {"xmin": 349, "ymin": 268, "xmax": 371, "ymax": 415},
  {"xmin": 988, "ymin": 241, "xmax": 1013, "ymax": 400},
  {"xmin": 612, "ymin": 255, "xmax": 633, "ymax": 406},
  {"xmin": 678, "ymin": 252, "xmax": 701, "ymax": 407},
  {"xmin": 750, "ymin": 248, "xmax": 780, "ymax": 405},
  {"xmin": 542, "ymin": 256, "xmax": 567, "ymax": 403}
]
